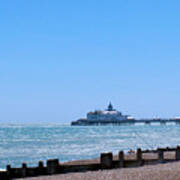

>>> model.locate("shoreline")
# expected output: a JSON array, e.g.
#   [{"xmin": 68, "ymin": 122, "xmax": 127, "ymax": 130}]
[
  {"xmin": 19, "ymin": 162, "xmax": 180, "ymax": 180},
  {"xmin": 3, "ymin": 147, "xmax": 180, "ymax": 179},
  {"xmin": 13, "ymin": 151, "xmax": 177, "ymax": 180}
]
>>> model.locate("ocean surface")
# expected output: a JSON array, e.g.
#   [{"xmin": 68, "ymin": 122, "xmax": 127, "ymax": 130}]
[{"xmin": 0, "ymin": 123, "xmax": 180, "ymax": 169}]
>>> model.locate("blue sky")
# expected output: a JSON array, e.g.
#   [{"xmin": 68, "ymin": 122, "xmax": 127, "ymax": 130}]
[{"xmin": 0, "ymin": 0, "xmax": 180, "ymax": 123}]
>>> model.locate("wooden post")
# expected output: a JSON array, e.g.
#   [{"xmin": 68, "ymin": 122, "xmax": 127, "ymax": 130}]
[
  {"xmin": 158, "ymin": 148, "xmax": 164, "ymax": 163},
  {"xmin": 0, "ymin": 172, "xmax": 9, "ymax": 180},
  {"xmin": 47, "ymin": 159, "xmax": 59, "ymax": 174},
  {"xmin": 22, "ymin": 163, "xmax": 27, "ymax": 178},
  {"xmin": 100, "ymin": 152, "xmax": 113, "ymax": 169},
  {"xmin": 39, "ymin": 161, "xmax": 44, "ymax": 168},
  {"xmin": 118, "ymin": 151, "xmax": 124, "ymax": 168},
  {"xmin": 6, "ymin": 165, "xmax": 11, "ymax": 178},
  {"xmin": 137, "ymin": 148, "xmax": 143, "ymax": 166},
  {"xmin": 38, "ymin": 161, "xmax": 44, "ymax": 175},
  {"xmin": 176, "ymin": 146, "xmax": 180, "ymax": 160}
]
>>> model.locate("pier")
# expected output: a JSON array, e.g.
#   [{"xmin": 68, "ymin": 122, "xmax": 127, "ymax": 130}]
[
  {"xmin": 71, "ymin": 103, "xmax": 180, "ymax": 126},
  {"xmin": 71, "ymin": 119, "xmax": 180, "ymax": 125}
]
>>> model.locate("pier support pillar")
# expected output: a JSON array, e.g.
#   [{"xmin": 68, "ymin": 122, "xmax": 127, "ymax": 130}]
[
  {"xmin": 158, "ymin": 148, "xmax": 165, "ymax": 163},
  {"xmin": 176, "ymin": 146, "xmax": 180, "ymax": 160},
  {"xmin": 47, "ymin": 159, "xmax": 59, "ymax": 175},
  {"xmin": 160, "ymin": 122, "xmax": 166, "ymax": 125},
  {"xmin": 118, "ymin": 151, "xmax": 124, "ymax": 168},
  {"xmin": 137, "ymin": 148, "xmax": 143, "ymax": 166},
  {"xmin": 100, "ymin": 152, "xmax": 113, "ymax": 169}
]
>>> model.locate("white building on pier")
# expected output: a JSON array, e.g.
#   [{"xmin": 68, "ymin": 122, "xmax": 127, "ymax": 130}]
[{"xmin": 86, "ymin": 103, "xmax": 133, "ymax": 121}]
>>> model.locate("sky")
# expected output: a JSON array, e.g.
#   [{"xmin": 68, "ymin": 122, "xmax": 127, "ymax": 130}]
[{"xmin": 0, "ymin": 0, "xmax": 180, "ymax": 123}]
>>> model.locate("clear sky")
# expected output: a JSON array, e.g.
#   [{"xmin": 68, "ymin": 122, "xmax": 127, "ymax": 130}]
[{"xmin": 0, "ymin": 0, "xmax": 180, "ymax": 123}]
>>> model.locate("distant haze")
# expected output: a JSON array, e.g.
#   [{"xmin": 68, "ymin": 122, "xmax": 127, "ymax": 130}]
[{"xmin": 0, "ymin": 0, "xmax": 180, "ymax": 123}]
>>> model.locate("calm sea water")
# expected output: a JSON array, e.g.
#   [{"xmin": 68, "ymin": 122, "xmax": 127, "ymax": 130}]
[{"xmin": 0, "ymin": 123, "xmax": 180, "ymax": 169}]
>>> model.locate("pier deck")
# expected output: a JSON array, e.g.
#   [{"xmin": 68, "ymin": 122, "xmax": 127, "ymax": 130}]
[{"xmin": 71, "ymin": 119, "xmax": 180, "ymax": 125}]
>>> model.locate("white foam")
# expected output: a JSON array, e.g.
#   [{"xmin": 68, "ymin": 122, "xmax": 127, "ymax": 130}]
[{"xmin": 0, "ymin": 168, "xmax": 6, "ymax": 172}]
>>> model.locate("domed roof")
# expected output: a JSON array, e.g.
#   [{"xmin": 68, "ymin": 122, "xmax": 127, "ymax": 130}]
[{"xmin": 107, "ymin": 102, "xmax": 115, "ymax": 111}]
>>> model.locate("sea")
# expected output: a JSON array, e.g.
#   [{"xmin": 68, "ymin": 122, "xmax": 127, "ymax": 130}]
[{"xmin": 0, "ymin": 123, "xmax": 180, "ymax": 170}]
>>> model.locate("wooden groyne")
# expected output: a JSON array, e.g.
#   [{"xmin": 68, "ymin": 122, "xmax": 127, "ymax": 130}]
[{"xmin": 1, "ymin": 146, "xmax": 180, "ymax": 180}]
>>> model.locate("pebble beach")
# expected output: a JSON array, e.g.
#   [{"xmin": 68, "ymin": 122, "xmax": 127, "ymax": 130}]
[
  {"xmin": 19, "ymin": 162, "xmax": 180, "ymax": 180},
  {"xmin": 15, "ymin": 152, "xmax": 180, "ymax": 180}
]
